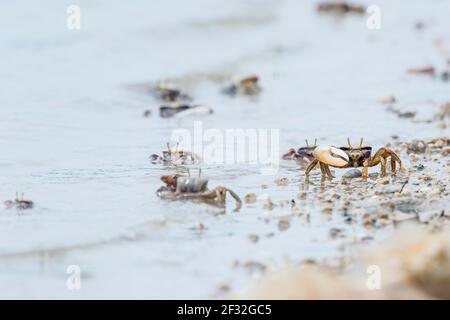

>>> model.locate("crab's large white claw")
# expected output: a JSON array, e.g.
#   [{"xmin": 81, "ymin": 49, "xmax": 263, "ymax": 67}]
[{"xmin": 313, "ymin": 146, "xmax": 349, "ymax": 167}]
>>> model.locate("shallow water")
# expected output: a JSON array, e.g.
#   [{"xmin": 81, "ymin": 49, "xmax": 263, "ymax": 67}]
[{"xmin": 0, "ymin": 0, "xmax": 449, "ymax": 298}]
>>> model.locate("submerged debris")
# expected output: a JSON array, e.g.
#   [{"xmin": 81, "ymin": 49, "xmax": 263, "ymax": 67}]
[
  {"xmin": 235, "ymin": 260, "xmax": 268, "ymax": 275},
  {"xmin": 277, "ymin": 217, "xmax": 291, "ymax": 231},
  {"xmin": 248, "ymin": 234, "xmax": 259, "ymax": 243},
  {"xmin": 329, "ymin": 227, "xmax": 345, "ymax": 239},
  {"xmin": 159, "ymin": 104, "xmax": 213, "ymax": 118},
  {"xmin": 406, "ymin": 140, "xmax": 427, "ymax": 154},
  {"xmin": 386, "ymin": 105, "xmax": 416, "ymax": 119},
  {"xmin": 378, "ymin": 95, "xmax": 397, "ymax": 105},
  {"xmin": 406, "ymin": 66, "xmax": 450, "ymax": 81},
  {"xmin": 149, "ymin": 82, "xmax": 192, "ymax": 102},
  {"xmin": 407, "ymin": 65, "xmax": 435, "ymax": 75}
]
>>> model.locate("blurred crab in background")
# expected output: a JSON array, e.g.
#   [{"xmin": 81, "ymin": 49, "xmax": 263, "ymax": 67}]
[
  {"xmin": 3, "ymin": 193, "xmax": 34, "ymax": 210},
  {"xmin": 316, "ymin": 1, "xmax": 365, "ymax": 14},
  {"xmin": 222, "ymin": 75, "xmax": 262, "ymax": 97},
  {"xmin": 157, "ymin": 169, "xmax": 242, "ymax": 210},
  {"xmin": 282, "ymin": 139, "xmax": 317, "ymax": 165},
  {"xmin": 150, "ymin": 142, "xmax": 201, "ymax": 166},
  {"xmin": 305, "ymin": 138, "xmax": 402, "ymax": 179}
]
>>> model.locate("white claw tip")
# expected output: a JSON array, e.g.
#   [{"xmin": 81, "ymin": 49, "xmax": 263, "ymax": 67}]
[{"xmin": 313, "ymin": 146, "xmax": 349, "ymax": 167}]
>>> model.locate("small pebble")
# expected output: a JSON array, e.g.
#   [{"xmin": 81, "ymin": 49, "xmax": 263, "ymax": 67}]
[
  {"xmin": 274, "ymin": 177, "xmax": 289, "ymax": 186},
  {"xmin": 343, "ymin": 169, "xmax": 362, "ymax": 179},
  {"xmin": 278, "ymin": 219, "xmax": 291, "ymax": 231},
  {"xmin": 248, "ymin": 234, "xmax": 259, "ymax": 243},
  {"xmin": 298, "ymin": 192, "xmax": 307, "ymax": 200},
  {"xmin": 329, "ymin": 228, "xmax": 344, "ymax": 239},
  {"xmin": 321, "ymin": 207, "xmax": 333, "ymax": 214},
  {"xmin": 244, "ymin": 193, "xmax": 257, "ymax": 204},
  {"xmin": 378, "ymin": 95, "xmax": 396, "ymax": 104},
  {"xmin": 377, "ymin": 177, "xmax": 390, "ymax": 185},
  {"xmin": 407, "ymin": 140, "xmax": 427, "ymax": 154}
]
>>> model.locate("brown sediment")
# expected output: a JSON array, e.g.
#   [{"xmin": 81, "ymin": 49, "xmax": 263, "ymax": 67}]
[{"xmin": 407, "ymin": 65, "xmax": 435, "ymax": 75}]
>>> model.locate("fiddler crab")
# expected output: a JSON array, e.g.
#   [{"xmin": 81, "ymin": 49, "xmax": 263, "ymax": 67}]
[
  {"xmin": 3, "ymin": 193, "xmax": 34, "ymax": 210},
  {"xmin": 304, "ymin": 138, "xmax": 402, "ymax": 179},
  {"xmin": 282, "ymin": 139, "xmax": 317, "ymax": 165},
  {"xmin": 157, "ymin": 169, "xmax": 242, "ymax": 210},
  {"xmin": 222, "ymin": 75, "xmax": 262, "ymax": 97},
  {"xmin": 149, "ymin": 82, "xmax": 192, "ymax": 102},
  {"xmin": 150, "ymin": 142, "xmax": 201, "ymax": 166}
]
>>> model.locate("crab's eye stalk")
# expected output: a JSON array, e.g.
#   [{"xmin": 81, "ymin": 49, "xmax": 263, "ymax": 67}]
[
  {"xmin": 150, "ymin": 154, "xmax": 160, "ymax": 163},
  {"xmin": 313, "ymin": 146, "xmax": 349, "ymax": 167}
]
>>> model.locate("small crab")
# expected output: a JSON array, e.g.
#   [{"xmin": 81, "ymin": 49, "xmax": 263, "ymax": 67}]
[
  {"xmin": 149, "ymin": 82, "xmax": 192, "ymax": 102},
  {"xmin": 222, "ymin": 75, "xmax": 262, "ymax": 97},
  {"xmin": 157, "ymin": 169, "xmax": 242, "ymax": 209},
  {"xmin": 282, "ymin": 139, "xmax": 317, "ymax": 165},
  {"xmin": 3, "ymin": 193, "xmax": 34, "ymax": 210},
  {"xmin": 305, "ymin": 138, "xmax": 402, "ymax": 179},
  {"xmin": 150, "ymin": 142, "xmax": 200, "ymax": 166}
]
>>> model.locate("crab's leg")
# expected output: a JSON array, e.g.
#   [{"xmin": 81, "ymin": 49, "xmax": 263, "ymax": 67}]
[
  {"xmin": 372, "ymin": 147, "xmax": 402, "ymax": 175},
  {"xmin": 319, "ymin": 162, "xmax": 327, "ymax": 176},
  {"xmin": 226, "ymin": 188, "xmax": 242, "ymax": 210},
  {"xmin": 380, "ymin": 157, "xmax": 387, "ymax": 177},
  {"xmin": 201, "ymin": 189, "xmax": 216, "ymax": 200},
  {"xmin": 305, "ymin": 159, "xmax": 319, "ymax": 176},
  {"xmin": 388, "ymin": 150, "xmax": 402, "ymax": 172},
  {"xmin": 323, "ymin": 164, "xmax": 334, "ymax": 179},
  {"xmin": 216, "ymin": 188, "xmax": 225, "ymax": 205},
  {"xmin": 390, "ymin": 157, "xmax": 396, "ymax": 172},
  {"xmin": 362, "ymin": 160, "xmax": 369, "ymax": 178},
  {"xmin": 226, "ymin": 188, "xmax": 242, "ymax": 205}
]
